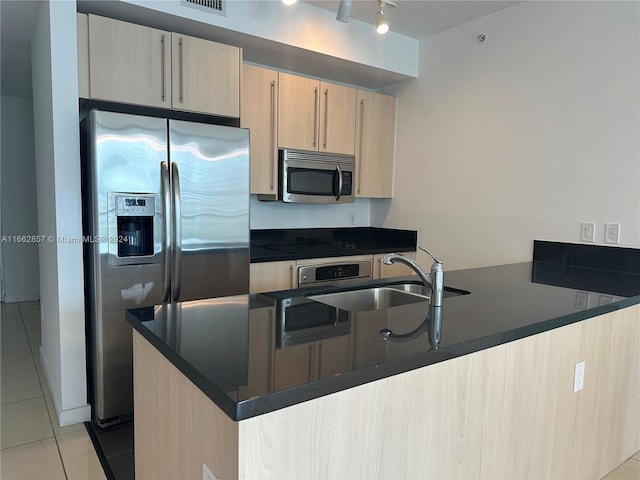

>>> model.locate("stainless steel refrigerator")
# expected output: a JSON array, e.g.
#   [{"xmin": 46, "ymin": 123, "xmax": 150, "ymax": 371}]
[{"xmin": 81, "ymin": 110, "xmax": 249, "ymax": 427}]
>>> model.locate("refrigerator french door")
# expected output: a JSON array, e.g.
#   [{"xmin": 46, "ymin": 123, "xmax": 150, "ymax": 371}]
[{"xmin": 82, "ymin": 110, "xmax": 249, "ymax": 426}]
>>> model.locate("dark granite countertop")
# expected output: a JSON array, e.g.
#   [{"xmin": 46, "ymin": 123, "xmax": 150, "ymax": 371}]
[
  {"xmin": 127, "ymin": 251, "xmax": 640, "ymax": 421},
  {"xmin": 250, "ymin": 227, "xmax": 417, "ymax": 263}
]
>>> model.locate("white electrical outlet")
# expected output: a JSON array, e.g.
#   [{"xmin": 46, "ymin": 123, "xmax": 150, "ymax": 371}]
[
  {"xmin": 349, "ymin": 212, "xmax": 356, "ymax": 225},
  {"xmin": 580, "ymin": 222, "xmax": 596, "ymax": 242},
  {"xmin": 604, "ymin": 223, "xmax": 621, "ymax": 244},
  {"xmin": 573, "ymin": 360, "xmax": 585, "ymax": 392},
  {"xmin": 203, "ymin": 463, "xmax": 217, "ymax": 480}
]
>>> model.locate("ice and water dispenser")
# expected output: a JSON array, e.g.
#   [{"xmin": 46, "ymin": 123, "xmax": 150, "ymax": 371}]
[{"xmin": 114, "ymin": 195, "xmax": 155, "ymax": 258}]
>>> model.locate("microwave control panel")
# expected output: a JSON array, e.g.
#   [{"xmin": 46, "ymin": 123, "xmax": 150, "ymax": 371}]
[{"xmin": 341, "ymin": 171, "xmax": 353, "ymax": 195}]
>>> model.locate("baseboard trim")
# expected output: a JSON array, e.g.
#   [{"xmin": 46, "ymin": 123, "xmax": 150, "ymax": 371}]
[{"xmin": 38, "ymin": 346, "xmax": 91, "ymax": 427}]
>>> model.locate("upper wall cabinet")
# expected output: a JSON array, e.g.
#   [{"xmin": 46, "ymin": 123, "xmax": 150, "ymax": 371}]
[
  {"xmin": 277, "ymin": 72, "xmax": 356, "ymax": 155},
  {"xmin": 241, "ymin": 64, "xmax": 278, "ymax": 196},
  {"xmin": 83, "ymin": 15, "xmax": 240, "ymax": 117},
  {"xmin": 355, "ymin": 90, "xmax": 397, "ymax": 198},
  {"xmin": 77, "ymin": 14, "xmax": 90, "ymax": 98},
  {"xmin": 171, "ymin": 33, "xmax": 240, "ymax": 117},
  {"xmin": 87, "ymin": 15, "xmax": 172, "ymax": 109}
]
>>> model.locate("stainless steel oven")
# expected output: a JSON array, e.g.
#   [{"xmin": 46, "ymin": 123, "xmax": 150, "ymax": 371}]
[
  {"xmin": 279, "ymin": 149, "xmax": 355, "ymax": 204},
  {"xmin": 274, "ymin": 260, "xmax": 372, "ymax": 347}
]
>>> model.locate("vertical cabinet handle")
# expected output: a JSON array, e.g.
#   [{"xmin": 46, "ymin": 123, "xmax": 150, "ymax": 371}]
[
  {"xmin": 161, "ymin": 35, "xmax": 166, "ymax": 102},
  {"xmin": 313, "ymin": 87, "xmax": 318, "ymax": 147},
  {"xmin": 178, "ymin": 37, "xmax": 184, "ymax": 103},
  {"xmin": 357, "ymin": 98, "xmax": 365, "ymax": 194},
  {"xmin": 289, "ymin": 264, "xmax": 294, "ymax": 289},
  {"xmin": 323, "ymin": 89, "xmax": 329, "ymax": 149},
  {"xmin": 270, "ymin": 80, "xmax": 276, "ymax": 191},
  {"xmin": 317, "ymin": 342, "xmax": 323, "ymax": 378}
]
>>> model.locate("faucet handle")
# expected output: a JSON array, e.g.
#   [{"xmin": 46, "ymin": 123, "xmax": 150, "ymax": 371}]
[{"xmin": 418, "ymin": 246, "xmax": 442, "ymax": 265}]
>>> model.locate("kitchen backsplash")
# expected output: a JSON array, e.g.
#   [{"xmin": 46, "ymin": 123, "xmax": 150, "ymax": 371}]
[{"xmin": 250, "ymin": 195, "xmax": 372, "ymax": 229}]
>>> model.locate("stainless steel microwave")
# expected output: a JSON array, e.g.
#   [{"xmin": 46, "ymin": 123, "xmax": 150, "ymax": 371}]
[{"xmin": 279, "ymin": 149, "xmax": 355, "ymax": 204}]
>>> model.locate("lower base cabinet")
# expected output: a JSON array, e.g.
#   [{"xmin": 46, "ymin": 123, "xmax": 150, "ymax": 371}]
[{"xmin": 134, "ymin": 304, "xmax": 640, "ymax": 479}]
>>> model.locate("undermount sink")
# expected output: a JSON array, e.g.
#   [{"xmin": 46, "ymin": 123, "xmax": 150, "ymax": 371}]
[
  {"xmin": 308, "ymin": 281, "xmax": 470, "ymax": 313},
  {"xmin": 309, "ymin": 287, "xmax": 429, "ymax": 312}
]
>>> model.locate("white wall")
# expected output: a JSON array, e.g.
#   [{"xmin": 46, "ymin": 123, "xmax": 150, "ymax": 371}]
[
  {"xmin": 31, "ymin": 0, "xmax": 90, "ymax": 426},
  {"xmin": 250, "ymin": 196, "xmax": 371, "ymax": 229},
  {"xmin": 115, "ymin": 0, "xmax": 418, "ymax": 79},
  {"xmin": 0, "ymin": 96, "xmax": 40, "ymax": 302},
  {"xmin": 380, "ymin": 1, "xmax": 640, "ymax": 270}
]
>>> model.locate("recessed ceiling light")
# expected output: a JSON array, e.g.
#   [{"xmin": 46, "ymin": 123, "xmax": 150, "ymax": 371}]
[{"xmin": 282, "ymin": 0, "xmax": 298, "ymax": 5}]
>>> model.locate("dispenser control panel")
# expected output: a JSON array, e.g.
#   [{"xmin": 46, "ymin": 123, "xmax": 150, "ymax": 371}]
[{"xmin": 115, "ymin": 196, "xmax": 155, "ymax": 216}]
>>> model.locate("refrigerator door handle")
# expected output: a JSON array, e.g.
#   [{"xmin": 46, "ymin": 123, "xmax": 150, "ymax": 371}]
[
  {"xmin": 160, "ymin": 162, "xmax": 172, "ymax": 302},
  {"xmin": 170, "ymin": 162, "xmax": 182, "ymax": 301}
]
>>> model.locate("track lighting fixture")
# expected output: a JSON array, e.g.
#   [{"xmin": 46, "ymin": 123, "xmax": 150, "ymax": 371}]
[
  {"xmin": 336, "ymin": 0, "xmax": 352, "ymax": 23},
  {"xmin": 375, "ymin": 1, "xmax": 389, "ymax": 34}
]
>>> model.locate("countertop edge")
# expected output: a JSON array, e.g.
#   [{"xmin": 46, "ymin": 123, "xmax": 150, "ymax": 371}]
[{"xmin": 127, "ymin": 293, "xmax": 640, "ymax": 422}]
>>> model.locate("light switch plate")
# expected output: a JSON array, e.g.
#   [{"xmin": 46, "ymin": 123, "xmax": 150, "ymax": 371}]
[{"xmin": 580, "ymin": 222, "xmax": 596, "ymax": 242}]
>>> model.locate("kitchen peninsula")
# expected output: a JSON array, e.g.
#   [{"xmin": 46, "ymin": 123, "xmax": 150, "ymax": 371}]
[{"xmin": 128, "ymin": 241, "xmax": 640, "ymax": 479}]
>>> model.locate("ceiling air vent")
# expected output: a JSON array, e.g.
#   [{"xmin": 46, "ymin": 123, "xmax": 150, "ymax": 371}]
[{"xmin": 181, "ymin": 0, "xmax": 226, "ymax": 17}]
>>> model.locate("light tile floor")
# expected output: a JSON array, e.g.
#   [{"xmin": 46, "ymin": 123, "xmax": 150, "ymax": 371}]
[
  {"xmin": 1, "ymin": 301, "xmax": 639, "ymax": 479},
  {"xmin": 1, "ymin": 301, "xmax": 106, "ymax": 480}
]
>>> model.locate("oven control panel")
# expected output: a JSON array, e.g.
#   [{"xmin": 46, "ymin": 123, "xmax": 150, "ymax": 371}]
[{"xmin": 298, "ymin": 260, "xmax": 373, "ymax": 287}]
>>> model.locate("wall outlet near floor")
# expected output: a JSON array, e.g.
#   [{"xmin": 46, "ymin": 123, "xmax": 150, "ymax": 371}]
[
  {"xmin": 573, "ymin": 360, "xmax": 586, "ymax": 392},
  {"xmin": 580, "ymin": 221, "xmax": 596, "ymax": 242},
  {"xmin": 604, "ymin": 223, "xmax": 621, "ymax": 244},
  {"xmin": 203, "ymin": 463, "xmax": 218, "ymax": 480}
]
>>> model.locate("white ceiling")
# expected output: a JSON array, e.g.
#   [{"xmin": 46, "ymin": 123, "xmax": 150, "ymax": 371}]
[{"xmin": 305, "ymin": 0, "xmax": 520, "ymax": 39}]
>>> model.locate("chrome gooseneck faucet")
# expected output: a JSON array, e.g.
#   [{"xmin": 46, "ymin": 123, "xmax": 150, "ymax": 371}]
[
  {"xmin": 380, "ymin": 246, "xmax": 444, "ymax": 348},
  {"xmin": 381, "ymin": 246, "xmax": 443, "ymax": 307}
]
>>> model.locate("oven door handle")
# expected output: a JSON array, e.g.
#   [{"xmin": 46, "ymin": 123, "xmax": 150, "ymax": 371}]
[{"xmin": 335, "ymin": 165, "xmax": 343, "ymax": 201}]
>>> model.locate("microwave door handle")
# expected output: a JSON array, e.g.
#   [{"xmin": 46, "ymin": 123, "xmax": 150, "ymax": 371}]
[{"xmin": 335, "ymin": 165, "xmax": 342, "ymax": 201}]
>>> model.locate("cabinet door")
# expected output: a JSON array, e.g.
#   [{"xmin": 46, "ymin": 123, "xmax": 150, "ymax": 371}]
[
  {"xmin": 250, "ymin": 261, "xmax": 296, "ymax": 294},
  {"xmin": 318, "ymin": 82, "xmax": 356, "ymax": 155},
  {"xmin": 273, "ymin": 343, "xmax": 314, "ymax": 391},
  {"xmin": 374, "ymin": 252, "xmax": 417, "ymax": 279},
  {"xmin": 88, "ymin": 15, "xmax": 171, "ymax": 108},
  {"xmin": 242, "ymin": 65, "xmax": 278, "ymax": 195},
  {"xmin": 315, "ymin": 335, "xmax": 350, "ymax": 379},
  {"xmin": 355, "ymin": 90, "xmax": 397, "ymax": 198},
  {"xmin": 77, "ymin": 14, "xmax": 89, "ymax": 99},
  {"xmin": 171, "ymin": 33, "xmax": 240, "ymax": 117},
  {"xmin": 278, "ymin": 73, "xmax": 319, "ymax": 151}
]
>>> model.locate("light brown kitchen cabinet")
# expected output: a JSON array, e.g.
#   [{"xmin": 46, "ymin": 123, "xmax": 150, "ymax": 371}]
[
  {"xmin": 250, "ymin": 261, "xmax": 296, "ymax": 294},
  {"xmin": 318, "ymin": 82, "xmax": 357, "ymax": 155},
  {"xmin": 273, "ymin": 335, "xmax": 350, "ymax": 390},
  {"xmin": 87, "ymin": 15, "xmax": 171, "ymax": 108},
  {"xmin": 85, "ymin": 15, "xmax": 240, "ymax": 117},
  {"xmin": 278, "ymin": 73, "xmax": 356, "ymax": 155},
  {"xmin": 355, "ymin": 90, "xmax": 397, "ymax": 198},
  {"xmin": 77, "ymin": 14, "xmax": 89, "ymax": 98},
  {"xmin": 374, "ymin": 251, "xmax": 417, "ymax": 279},
  {"xmin": 241, "ymin": 65, "xmax": 279, "ymax": 195},
  {"xmin": 171, "ymin": 33, "xmax": 240, "ymax": 117}
]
